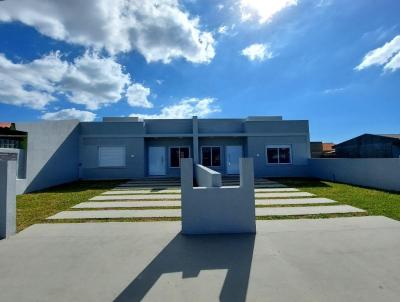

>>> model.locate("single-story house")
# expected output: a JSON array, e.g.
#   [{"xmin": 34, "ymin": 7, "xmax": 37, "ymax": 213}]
[
  {"xmin": 12, "ymin": 116, "xmax": 310, "ymax": 193},
  {"xmin": 334, "ymin": 134, "xmax": 400, "ymax": 158}
]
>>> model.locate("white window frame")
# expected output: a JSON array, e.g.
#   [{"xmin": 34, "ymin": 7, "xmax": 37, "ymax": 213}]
[
  {"xmin": 201, "ymin": 146, "xmax": 222, "ymax": 167},
  {"xmin": 169, "ymin": 146, "xmax": 191, "ymax": 168},
  {"xmin": 266, "ymin": 145, "xmax": 292, "ymax": 165},
  {"xmin": 98, "ymin": 146, "xmax": 126, "ymax": 168}
]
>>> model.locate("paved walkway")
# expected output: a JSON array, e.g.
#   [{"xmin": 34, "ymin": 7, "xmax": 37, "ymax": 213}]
[
  {"xmin": 1, "ymin": 217, "xmax": 399, "ymax": 301},
  {"xmin": 73, "ymin": 198, "xmax": 337, "ymax": 209},
  {"xmin": 47, "ymin": 178, "xmax": 366, "ymax": 221}
]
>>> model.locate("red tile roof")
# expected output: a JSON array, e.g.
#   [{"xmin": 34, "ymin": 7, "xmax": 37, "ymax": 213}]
[{"xmin": 0, "ymin": 122, "xmax": 12, "ymax": 129}]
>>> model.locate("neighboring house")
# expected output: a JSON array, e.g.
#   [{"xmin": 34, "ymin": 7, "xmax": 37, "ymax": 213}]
[
  {"xmin": 310, "ymin": 142, "xmax": 335, "ymax": 158},
  {"xmin": 14, "ymin": 116, "xmax": 311, "ymax": 193},
  {"xmin": 0, "ymin": 122, "xmax": 27, "ymax": 179},
  {"xmin": 0, "ymin": 122, "xmax": 26, "ymax": 149},
  {"xmin": 334, "ymin": 134, "xmax": 400, "ymax": 158}
]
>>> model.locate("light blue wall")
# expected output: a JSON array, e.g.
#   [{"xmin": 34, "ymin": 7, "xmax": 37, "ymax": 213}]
[
  {"xmin": 80, "ymin": 137, "xmax": 145, "ymax": 179},
  {"xmin": 16, "ymin": 120, "xmax": 80, "ymax": 193},
  {"xmin": 247, "ymin": 135, "xmax": 310, "ymax": 177},
  {"xmin": 310, "ymin": 158, "xmax": 400, "ymax": 191}
]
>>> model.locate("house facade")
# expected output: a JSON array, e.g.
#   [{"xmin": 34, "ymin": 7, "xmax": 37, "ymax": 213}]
[{"xmin": 12, "ymin": 116, "xmax": 310, "ymax": 193}]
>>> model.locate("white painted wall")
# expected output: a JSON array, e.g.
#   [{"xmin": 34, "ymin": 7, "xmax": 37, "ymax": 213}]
[{"xmin": 310, "ymin": 158, "xmax": 400, "ymax": 192}]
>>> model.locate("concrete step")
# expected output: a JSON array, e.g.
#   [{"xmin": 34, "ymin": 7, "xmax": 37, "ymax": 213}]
[
  {"xmin": 48, "ymin": 205, "xmax": 365, "ymax": 220},
  {"xmin": 73, "ymin": 198, "xmax": 337, "ymax": 209}
]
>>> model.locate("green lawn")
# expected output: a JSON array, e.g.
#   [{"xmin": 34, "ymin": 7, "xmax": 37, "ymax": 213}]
[
  {"xmin": 16, "ymin": 180, "xmax": 123, "ymax": 232},
  {"xmin": 274, "ymin": 178, "xmax": 400, "ymax": 221},
  {"xmin": 16, "ymin": 178, "xmax": 400, "ymax": 232}
]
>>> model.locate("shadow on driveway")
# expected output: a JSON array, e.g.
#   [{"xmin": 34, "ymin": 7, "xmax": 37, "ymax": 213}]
[{"xmin": 114, "ymin": 233, "xmax": 255, "ymax": 302}]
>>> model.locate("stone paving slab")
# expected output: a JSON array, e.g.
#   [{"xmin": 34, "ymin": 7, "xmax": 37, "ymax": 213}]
[
  {"xmin": 255, "ymin": 192, "xmax": 314, "ymax": 198},
  {"xmin": 104, "ymin": 189, "xmax": 181, "ymax": 195},
  {"xmin": 90, "ymin": 194, "xmax": 181, "ymax": 201},
  {"xmin": 73, "ymin": 198, "xmax": 337, "ymax": 209},
  {"xmin": 102, "ymin": 187, "xmax": 299, "ymax": 195},
  {"xmin": 94, "ymin": 192, "xmax": 310, "ymax": 201},
  {"xmin": 74, "ymin": 201, "xmax": 181, "ymax": 208},
  {"xmin": 48, "ymin": 205, "xmax": 365, "ymax": 220}
]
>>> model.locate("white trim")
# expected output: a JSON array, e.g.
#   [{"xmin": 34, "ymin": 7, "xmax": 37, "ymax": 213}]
[
  {"xmin": 266, "ymin": 145, "xmax": 292, "ymax": 165},
  {"xmin": 98, "ymin": 145, "xmax": 126, "ymax": 168},
  {"xmin": 200, "ymin": 146, "xmax": 222, "ymax": 167},
  {"xmin": 168, "ymin": 146, "xmax": 191, "ymax": 168}
]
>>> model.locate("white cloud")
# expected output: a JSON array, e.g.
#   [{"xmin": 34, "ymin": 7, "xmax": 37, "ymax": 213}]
[
  {"xmin": 0, "ymin": 0, "xmax": 215, "ymax": 64},
  {"xmin": 217, "ymin": 4, "xmax": 224, "ymax": 11},
  {"xmin": 60, "ymin": 52, "xmax": 130, "ymax": 110},
  {"xmin": 323, "ymin": 87, "xmax": 346, "ymax": 94},
  {"xmin": 0, "ymin": 51, "xmax": 154, "ymax": 110},
  {"xmin": 356, "ymin": 35, "xmax": 400, "ymax": 71},
  {"xmin": 126, "ymin": 83, "xmax": 153, "ymax": 108},
  {"xmin": 41, "ymin": 108, "xmax": 96, "ymax": 121},
  {"xmin": 0, "ymin": 52, "xmax": 67, "ymax": 109},
  {"xmin": 218, "ymin": 25, "xmax": 228, "ymax": 34},
  {"xmin": 130, "ymin": 98, "xmax": 219, "ymax": 119},
  {"xmin": 240, "ymin": 0, "xmax": 298, "ymax": 24},
  {"xmin": 241, "ymin": 43, "xmax": 273, "ymax": 61}
]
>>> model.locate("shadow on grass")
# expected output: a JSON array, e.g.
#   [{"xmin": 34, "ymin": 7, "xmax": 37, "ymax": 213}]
[
  {"xmin": 114, "ymin": 233, "xmax": 255, "ymax": 302},
  {"xmin": 25, "ymin": 179, "xmax": 127, "ymax": 194}
]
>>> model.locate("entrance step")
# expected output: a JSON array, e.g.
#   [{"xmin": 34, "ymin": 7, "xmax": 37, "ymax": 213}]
[{"xmin": 48, "ymin": 205, "xmax": 365, "ymax": 220}]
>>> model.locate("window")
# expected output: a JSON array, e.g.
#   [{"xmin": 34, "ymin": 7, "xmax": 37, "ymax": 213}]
[
  {"xmin": 201, "ymin": 146, "xmax": 221, "ymax": 167},
  {"xmin": 98, "ymin": 146, "xmax": 126, "ymax": 167},
  {"xmin": 170, "ymin": 147, "xmax": 190, "ymax": 168},
  {"xmin": 266, "ymin": 145, "xmax": 292, "ymax": 164}
]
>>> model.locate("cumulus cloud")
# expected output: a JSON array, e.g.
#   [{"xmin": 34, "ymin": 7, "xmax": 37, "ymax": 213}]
[
  {"xmin": 0, "ymin": 52, "xmax": 67, "ymax": 109},
  {"xmin": 0, "ymin": 0, "xmax": 215, "ymax": 64},
  {"xmin": 41, "ymin": 108, "xmax": 96, "ymax": 121},
  {"xmin": 126, "ymin": 83, "xmax": 153, "ymax": 108},
  {"xmin": 0, "ymin": 51, "xmax": 152, "ymax": 110},
  {"xmin": 241, "ymin": 43, "xmax": 273, "ymax": 61},
  {"xmin": 240, "ymin": 0, "xmax": 298, "ymax": 24},
  {"xmin": 130, "ymin": 98, "xmax": 219, "ymax": 119},
  {"xmin": 356, "ymin": 35, "xmax": 400, "ymax": 72}
]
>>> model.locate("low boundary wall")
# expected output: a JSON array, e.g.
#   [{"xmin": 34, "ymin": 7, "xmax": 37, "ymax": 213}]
[
  {"xmin": 181, "ymin": 158, "xmax": 256, "ymax": 235},
  {"xmin": 310, "ymin": 158, "xmax": 400, "ymax": 192},
  {"xmin": 195, "ymin": 164, "xmax": 222, "ymax": 187}
]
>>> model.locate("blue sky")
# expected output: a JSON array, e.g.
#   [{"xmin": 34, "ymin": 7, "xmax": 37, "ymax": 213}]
[{"xmin": 0, "ymin": 0, "xmax": 399, "ymax": 143}]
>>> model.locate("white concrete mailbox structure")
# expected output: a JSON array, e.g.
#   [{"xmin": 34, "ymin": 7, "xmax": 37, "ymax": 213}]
[
  {"xmin": 0, "ymin": 153, "xmax": 17, "ymax": 239},
  {"xmin": 181, "ymin": 158, "xmax": 256, "ymax": 235}
]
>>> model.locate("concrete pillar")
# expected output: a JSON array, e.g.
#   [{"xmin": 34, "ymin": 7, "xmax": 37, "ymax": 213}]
[
  {"xmin": 0, "ymin": 155, "xmax": 17, "ymax": 239},
  {"xmin": 239, "ymin": 158, "xmax": 254, "ymax": 190},
  {"xmin": 192, "ymin": 116, "xmax": 199, "ymax": 164},
  {"xmin": 180, "ymin": 158, "xmax": 193, "ymax": 192}
]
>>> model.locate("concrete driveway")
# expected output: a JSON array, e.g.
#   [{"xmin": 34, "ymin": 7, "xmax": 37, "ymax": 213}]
[{"xmin": 0, "ymin": 216, "xmax": 399, "ymax": 301}]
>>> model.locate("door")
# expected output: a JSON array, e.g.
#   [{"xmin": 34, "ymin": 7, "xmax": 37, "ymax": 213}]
[
  {"xmin": 226, "ymin": 146, "xmax": 242, "ymax": 174},
  {"xmin": 149, "ymin": 147, "xmax": 166, "ymax": 175}
]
